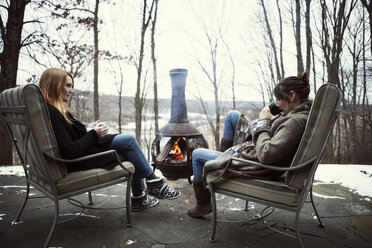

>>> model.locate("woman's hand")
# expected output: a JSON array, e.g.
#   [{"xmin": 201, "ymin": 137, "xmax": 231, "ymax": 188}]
[
  {"xmin": 259, "ymin": 105, "xmax": 280, "ymax": 121},
  {"xmin": 93, "ymin": 120, "xmax": 109, "ymax": 137}
]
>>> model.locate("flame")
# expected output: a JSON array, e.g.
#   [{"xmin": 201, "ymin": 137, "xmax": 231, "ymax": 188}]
[{"xmin": 170, "ymin": 138, "xmax": 184, "ymax": 160}]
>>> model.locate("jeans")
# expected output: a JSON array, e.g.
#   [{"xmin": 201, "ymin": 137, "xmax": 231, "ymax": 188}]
[
  {"xmin": 192, "ymin": 110, "xmax": 241, "ymax": 182},
  {"xmin": 222, "ymin": 110, "xmax": 241, "ymax": 141},
  {"xmin": 109, "ymin": 134, "xmax": 153, "ymax": 196}
]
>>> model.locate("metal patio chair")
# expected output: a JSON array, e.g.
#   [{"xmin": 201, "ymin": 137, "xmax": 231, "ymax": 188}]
[
  {"xmin": 0, "ymin": 84, "xmax": 135, "ymax": 248},
  {"xmin": 205, "ymin": 83, "xmax": 342, "ymax": 248}
]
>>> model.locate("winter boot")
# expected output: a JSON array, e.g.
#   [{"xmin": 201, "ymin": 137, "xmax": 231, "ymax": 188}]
[
  {"xmin": 187, "ymin": 181, "xmax": 212, "ymax": 218},
  {"xmin": 219, "ymin": 138, "xmax": 233, "ymax": 152}
]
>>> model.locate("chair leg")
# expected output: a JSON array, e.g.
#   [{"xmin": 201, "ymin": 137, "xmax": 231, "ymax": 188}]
[
  {"xmin": 15, "ymin": 182, "xmax": 30, "ymax": 222},
  {"xmin": 43, "ymin": 199, "xmax": 59, "ymax": 248},
  {"xmin": 295, "ymin": 209, "xmax": 305, "ymax": 248},
  {"xmin": 209, "ymin": 184, "xmax": 217, "ymax": 243},
  {"xmin": 310, "ymin": 187, "xmax": 325, "ymax": 227},
  {"xmin": 88, "ymin": 191, "xmax": 93, "ymax": 205},
  {"xmin": 126, "ymin": 174, "xmax": 133, "ymax": 227}
]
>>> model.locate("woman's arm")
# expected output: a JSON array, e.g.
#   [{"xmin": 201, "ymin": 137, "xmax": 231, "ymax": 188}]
[
  {"xmin": 252, "ymin": 117, "xmax": 306, "ymax": 165},
  {"xmin": 48, "ymin": 105, "xmax": 99, "ymax": 159}
]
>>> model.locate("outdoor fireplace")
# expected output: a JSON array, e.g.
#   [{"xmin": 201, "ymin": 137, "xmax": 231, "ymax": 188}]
[{"xmin": 151, "ymin": 68, "xmax": 208, "ymax": 183}]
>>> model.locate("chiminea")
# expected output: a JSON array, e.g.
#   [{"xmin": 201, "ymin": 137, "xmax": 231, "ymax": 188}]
[{"xmin": 151, "ymin": 68, "xmax": 208, "ymax": 183}]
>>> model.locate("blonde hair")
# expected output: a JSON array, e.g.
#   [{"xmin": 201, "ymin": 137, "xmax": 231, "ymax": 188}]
[{"xmin": 39, "ymin": 68, "xmax": 74, "ymax": 124}]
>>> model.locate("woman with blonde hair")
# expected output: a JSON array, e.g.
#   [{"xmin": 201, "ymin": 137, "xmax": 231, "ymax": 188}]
[{"xmin": 39, "ymin": 68, "xmax": 180, "ymax": 211}]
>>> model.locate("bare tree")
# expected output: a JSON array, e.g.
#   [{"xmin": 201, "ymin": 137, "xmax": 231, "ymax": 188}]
[
  {"xmin": 135, "ymin": 0, "xmax": 156, "ymax": 146},
  {"xmin": 317, "ymin": 0, "xmax": 372, "ymax": 164},
  {"xmin": 360, "ymin": 0, "xmax": 372, "ymax": 56},
  {"xmin": 295, "ymin": 0, "xmax": 304, "ymax": 74},
  {"xmin": 276, "ymin": 0, "xmax": 285, "ymax": 78},
  {"xmin": 319, "ymin": 0, "xmax": 356, "ymax": 87},
  {"xmin": 151, "ymin": 0, "xmax": 159, "ymax": 134},
  {"xmin": 39, "ymin": 0, "xmax": 108, "ymax": 121},
  {"xmin": 248, "ymin": 0, "xmax": 284, "ymax": 106},
  {"xmin": 109, "ymin": 53, "xmax": 134, "ymax": 134},
  {"xmin": 305, "ymin": 0, "xmax": 312, "ymax": 74},
  {"xmin": 93, "ymin": 0, "xmax": 100, "ymax": 121},
  {"xmin": 360, "ymin": 7, "xmax": 372, "ymax": 164},
  {"xmin": 224, "ymin": 39, "xmax": 237, "ymax": 109},
  {"xmin": 259, "ymin": 0, "xmax": 283, "ymax": 81},
  {"xmin": 188, "ymin": 0, "xmax": 232, "ymax": 150},
  {"xmin": 0, "ymin": 0, "xmax": 31, "ymax": 165},
  {"xmin": 344, "ymin": 12, "xmax": 364, "ymax": 162},
  {"xmin": 289, "ymin": 0, "xmax": 306, "ymax": 75},
  {"xmin": 27, "ymin": 26, "xmax": 95, "ymax": 120},
  {"xmin": 114, "ymin": 56, "xmax": 125, "ymax": 133}
]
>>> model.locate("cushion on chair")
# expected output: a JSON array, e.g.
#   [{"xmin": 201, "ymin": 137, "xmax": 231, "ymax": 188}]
[
  {"xmin": 206, "ymin": 172, "xmax": 299, "ymax": 206},
  {"xmin": 286, "ymin": 84, "xmax": 341, "ymax": 190},
  {"xmin": 57, "ymin": 163, "xmax": 135, "ymax": 195},
  {"xmin": 0, "ymin": 84, "xmax": 67, "ymax": 183},
  {"xmin": 23, "ymin": 85, "xmax": 68, "ymax": 181}
]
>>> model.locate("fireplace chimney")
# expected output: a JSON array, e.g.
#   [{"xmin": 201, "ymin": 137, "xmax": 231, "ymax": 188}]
[
  {"xmin": 158, "ymin": 68, "xmax": 201, "ymax": 137},
  {"xmin": 169, "ymin": 68, "xmax": 189, "ymax": 123}
]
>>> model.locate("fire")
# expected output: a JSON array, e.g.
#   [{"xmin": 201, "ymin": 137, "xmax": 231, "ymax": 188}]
[{"xmin": 170, "ymin": 137, "xmax": 184, "ymax": 160}]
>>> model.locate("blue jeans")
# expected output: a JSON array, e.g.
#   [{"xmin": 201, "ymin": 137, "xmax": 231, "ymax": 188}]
[
  {"xmin": 109, "ymin": 134, "xmax": 153, "ymax": 196},
  {"xmin": 223, "ymin": 110, "xmax": 241, "ymax": 141},
  {"xmin": 192, "ymin": 110, "xmax": 241, "ymax": 182}
]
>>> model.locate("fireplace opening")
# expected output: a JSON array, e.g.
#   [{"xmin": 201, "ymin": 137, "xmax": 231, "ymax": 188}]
[
  {"xmin": 151, "ymin": 135, "xmax": 208, "ymax": 183},
  {"xmin": 157, "ymin": 137, "xmax": 187, "ymax": 163}
]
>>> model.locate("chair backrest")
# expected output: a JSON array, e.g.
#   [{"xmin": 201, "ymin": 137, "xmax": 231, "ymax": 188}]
[
  {"xmin": 285, "ymin": 83, "xmax": 342, "ymax": 192},
  {"xmin": 0, "ymin": 84, "xmax": 67, "ymax": 187}
]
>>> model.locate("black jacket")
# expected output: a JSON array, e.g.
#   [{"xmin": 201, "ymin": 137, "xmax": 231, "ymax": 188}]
[{"xmin": 47, "ymin": 104, "xmax": 117, "ymax": 172}]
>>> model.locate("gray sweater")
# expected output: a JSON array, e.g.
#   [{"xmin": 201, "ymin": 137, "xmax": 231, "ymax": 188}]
[{"xmin": 204, "ymin": 100, "xmax": 312, "ymax": 180}]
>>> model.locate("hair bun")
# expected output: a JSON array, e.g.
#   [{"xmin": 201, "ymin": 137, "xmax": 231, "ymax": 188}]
[{"xmin": 300, "ymin": 71, "xmax": 309, "ymax": 85}]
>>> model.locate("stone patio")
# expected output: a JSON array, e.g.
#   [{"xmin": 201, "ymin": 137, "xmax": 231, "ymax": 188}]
[{"xmin": 0, "ymin": 175, "xmax": 371, "ymax": 248}]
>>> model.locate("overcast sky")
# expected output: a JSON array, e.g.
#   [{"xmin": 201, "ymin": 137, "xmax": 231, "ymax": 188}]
[
  {"xmin": 18, "ymin": 0, "xmax": 363, "ymax": 103},
  {"xmin": 98, "ymin": 0, "xmax": 269, "ymax": 102}
]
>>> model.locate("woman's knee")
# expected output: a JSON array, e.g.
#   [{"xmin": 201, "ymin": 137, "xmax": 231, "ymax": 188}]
[
  {"xmin": 111, "ymin": 134, "xmax": 139, "ymax": 153},
  {"xmin": 116, "ymin": 133, "xmax": 136, "ymax": 146},
  {"xmin": 192, "ymin": 148, "xmax": 209, "ymax": 161},
  {"xmin": 225, "ymin": 110, "xmax": 241, "ymax": 123}
]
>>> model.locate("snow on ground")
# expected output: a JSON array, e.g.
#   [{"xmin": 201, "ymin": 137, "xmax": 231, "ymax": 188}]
[
  {"xmin": 1, "ymin": 164, "xmax": 371, "ymax": 198},
  {"xmin": 314, "ymin": 164, "xmax": 372, "ymax": 199}
]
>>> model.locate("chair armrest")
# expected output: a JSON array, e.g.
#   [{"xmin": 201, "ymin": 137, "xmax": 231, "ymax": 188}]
[
  {"xmin": 204, "ymin": 158, "xmax": 232, "ymax": 184},
  {"xmin": 206, "ymin": 156, "xmax": 316, "ymax": 185},
  {"xmin": 43, "ymin": 150, "xmax": 133, "ymax": 174},
  {"xmin": 230, "ymin": 156, "xmax": 317, "ymax": 172}
]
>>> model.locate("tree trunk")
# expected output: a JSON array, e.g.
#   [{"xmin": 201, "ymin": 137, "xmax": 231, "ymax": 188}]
[
  {"xmin": 93, "ymin": 0, "xmax": 100, "ymax": 121},
  {"xmin": 276, "ymin": 0, "xmax": 285, "ymax": 78},
  {"xmin": 305, "ymin": 0, "xmax": 312, "ymax": 73},
  {"xmin": 320, "ymin": 0, "xmax": 356, "ymax": 86},
  {"xmin": 360, "ymin": 0, "xmax": 372, "ymax": 57},
  {"xmin": 118, "ymin": 64, "xmax": 124, "ymax": 134},
  {"xmin": 295, "ymin": 0, "xmax": 304, "ymax": 74},
  {"xmin": 0, "ymin": 0, "xmax": 29, "ymax": 165},
  {"xmin": 311, "ymin": 46, "xmax": 317, "ymax": 96},
  {"xmin": 151, "ymin": 0, "xmax": 159, "ymax": 134},
  {"xmin": 226, "ymin": 43, "xmax": 236, "ymax": 109},
  {"xmin": 260, "ymin": 0, "xmax": 282, "ymax": 81},
  {"xmin": 135, "ymin": 0, "xmax": 155, "ymax": 146}
]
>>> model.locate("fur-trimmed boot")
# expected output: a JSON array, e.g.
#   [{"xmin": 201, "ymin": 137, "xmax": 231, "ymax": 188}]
[
  {"xmin": 219, "ymin": 138, "xmax": 233, "ymax": 152},
  {"xmin": 187, "ymin": 181, "xmax": 212, "ymax": 218}
]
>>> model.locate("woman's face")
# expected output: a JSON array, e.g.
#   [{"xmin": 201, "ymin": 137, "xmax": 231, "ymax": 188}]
[
  {"xmin": 62, "ymin": 76, "xmax": 74, "ymax": 103},
  {"xmin": 276, "ymin": 98, "xmax": 291, "ymax": 115},
  {"xmin": 276, "ymin": 91, "xmax": 300, "ymax": 115}
]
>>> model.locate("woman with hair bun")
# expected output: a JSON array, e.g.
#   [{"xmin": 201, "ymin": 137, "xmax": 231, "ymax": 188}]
[{"xmin": 187, "ymin": 72, "xmax": 312, "ymax": 218}]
